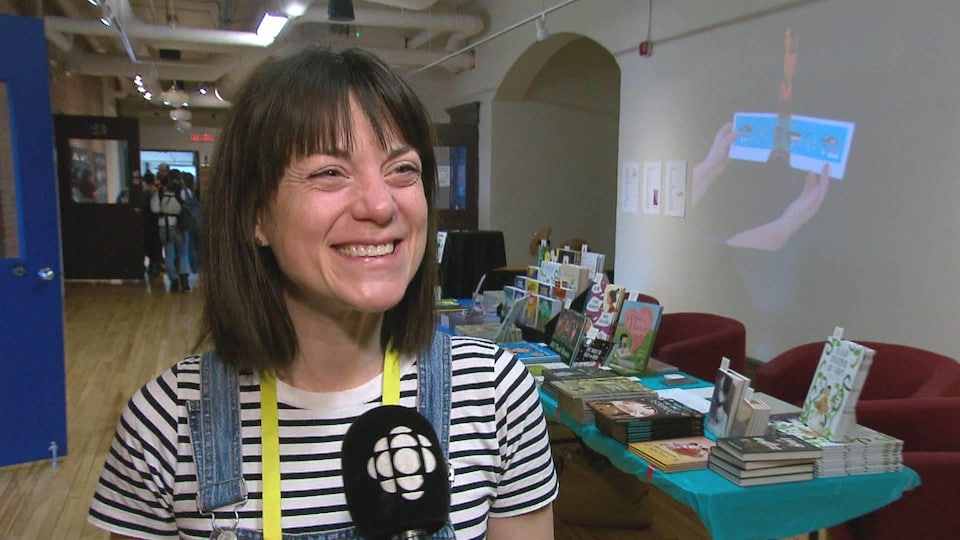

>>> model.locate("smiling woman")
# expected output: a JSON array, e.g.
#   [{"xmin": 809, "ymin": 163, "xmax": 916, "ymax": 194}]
[{"xmin": 86, "ymin": 46, "xmax": 558, "ymax": 540}]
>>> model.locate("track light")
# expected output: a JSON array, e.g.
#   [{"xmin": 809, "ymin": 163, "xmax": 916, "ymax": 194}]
[
  {"xmin": 535, "ymin": 14, "xmax": 549, "ymax": 41},
  {"xmin": 99, "ymin": 4, "xmax": 113, "ymax": 27},
  {"xmin": 256, "ymin": 12, "xmax": 289, "ymax": 40},
  {"xmin": 328, "ymin": 0, "xmax": 355, "ymax": 22}
]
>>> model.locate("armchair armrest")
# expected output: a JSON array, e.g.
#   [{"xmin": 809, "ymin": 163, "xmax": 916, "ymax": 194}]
[{"xmin": 855, "ymin": 398, "xmax": 960, "ymax": 452}]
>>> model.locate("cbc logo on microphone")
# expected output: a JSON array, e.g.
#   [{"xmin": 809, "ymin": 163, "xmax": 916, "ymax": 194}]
[{"xmin": 367, "ymin": 425, "xmax": 438, "ymax": 501}]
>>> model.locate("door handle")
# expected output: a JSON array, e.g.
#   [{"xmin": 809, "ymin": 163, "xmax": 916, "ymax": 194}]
[{"xmin": 38, "ymin": 267, "xmax": 56, "ymax": 281}]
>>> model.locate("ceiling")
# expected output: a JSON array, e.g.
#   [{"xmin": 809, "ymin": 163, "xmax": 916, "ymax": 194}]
[{"xmin": 33, "ymin": 0, "xmax": 490, "ymax": 125}]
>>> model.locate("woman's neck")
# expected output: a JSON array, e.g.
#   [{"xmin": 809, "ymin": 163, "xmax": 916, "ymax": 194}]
[{"xmin": 279, "ymin": 301, "xmax": 386, "ymax": 393}]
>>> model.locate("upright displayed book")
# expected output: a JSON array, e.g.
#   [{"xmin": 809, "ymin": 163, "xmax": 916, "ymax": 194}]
[
  {"xmin": 799, "ymin": 327, "xmax": 876, "ymax": 441},
  {"xmin": 549, "ymin": 308, "xmax": 589, "ymax": 364},
  {"xmin": 589, "ymin": 396, "xmax": 705, "ymax": 444},
  {"xmin": 704, "ymin": 357, "xmax": 752, "ymax": 438},
  {"xmin": 606, "ymin": 300, "xmax": 663, "ymax": 376},
  {"xmin": 628, "ymin": 435, "xmax": 716, "ymax": 472},
  {"xmin": 582, "ymin": 274, "xmax": 626, "ymax": 341}
]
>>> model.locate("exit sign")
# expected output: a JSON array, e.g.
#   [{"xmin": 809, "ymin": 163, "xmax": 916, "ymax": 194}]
[{"xmin": 191, "ymin": 133, "xmax": 216, "ymax": 143}]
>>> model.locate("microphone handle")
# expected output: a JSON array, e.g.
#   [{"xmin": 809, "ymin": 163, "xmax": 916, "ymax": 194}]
[{"xmin": 390, "ymin": 530, "xmax": 430, "ymax": 540}]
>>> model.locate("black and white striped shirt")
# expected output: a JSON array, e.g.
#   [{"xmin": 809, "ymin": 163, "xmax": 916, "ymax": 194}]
[{"xmin": 88, "ymin": 336, "xmax": 558, "ymax": 539}]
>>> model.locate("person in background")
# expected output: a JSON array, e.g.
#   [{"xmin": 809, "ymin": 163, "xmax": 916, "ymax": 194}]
[
  {"xmin": 88, "ymin": 46, "xmax": 557, "ymax": 539},
  {"xmin": 141, "ymin": 171, "xmax": 163, "ymax": 276},
  {"xmin": 149, "ymin": 169, "xmax": 190, "ymax": 292},
  {"xmin": 180, "ymin": 172, "xmax": 200, "ymax": 278}
]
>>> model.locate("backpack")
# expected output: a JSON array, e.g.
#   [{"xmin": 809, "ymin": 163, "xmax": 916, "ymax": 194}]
[{"xmin": 178, "ymin": 192, "xmax": 201, "ymax": 234}]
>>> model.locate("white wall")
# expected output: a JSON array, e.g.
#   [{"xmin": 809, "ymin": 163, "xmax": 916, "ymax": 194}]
[{"xmin": 418, "ymin": 0, "xmax": 960, "ymax": 362}]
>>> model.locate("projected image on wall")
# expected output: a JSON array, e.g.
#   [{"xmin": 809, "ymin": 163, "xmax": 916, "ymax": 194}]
[{"xmin": 691, "ymin": 28, "xmax": 856, "ymax": 252}]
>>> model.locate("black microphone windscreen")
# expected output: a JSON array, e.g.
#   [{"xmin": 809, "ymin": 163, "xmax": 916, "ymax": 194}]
[{"xmin": 342, "ymin": 405, "xmax": 450, "ymax": 540}]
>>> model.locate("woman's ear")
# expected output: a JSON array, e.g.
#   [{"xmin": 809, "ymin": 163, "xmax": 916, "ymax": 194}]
[{"xmin": 254, "ymin": 215, "xmax": 270, "ymax": 247}]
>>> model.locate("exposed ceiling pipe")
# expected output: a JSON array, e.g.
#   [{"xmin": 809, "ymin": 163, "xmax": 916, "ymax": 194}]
[
  {"xmin": 365, "ymin": 0, "xmax": 441, "ymax": 9},
  {"xmin": 407, "ymin": 30, "xmax": 439, "ymax": 50},
  {"xmin": 298, "ymin": 4, "xmax": 484, "ymax": 51},
  {"xmin": 44, "ymin": 16, "xmax": 274, "ymax": 49},
  {"xmin": 54, "ymin": 0, "xmax": 110, "ymax": 53}
]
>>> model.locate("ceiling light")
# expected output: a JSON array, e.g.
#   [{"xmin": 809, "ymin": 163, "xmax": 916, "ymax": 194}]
[
  {"xmin": 161, "ymin": 85, "xmax": 190, "ymax": 108},
  {"xmin": 256, "ymin": 13, "xmax": 289, "ymax": 40},
  {"xmin": 87, "ymin": 0, "xmax": 100, "ymax": 5},
  {"xmin": 284, "ymin": 1, "xmax": 308, "ymax": 18},
  {"xmin": 328, "ymin": 0, "xmax": 355, "ymax": 22},
  {"xmin": 99, "ymin": 4, "xmax": 113, "ymax": 26}
]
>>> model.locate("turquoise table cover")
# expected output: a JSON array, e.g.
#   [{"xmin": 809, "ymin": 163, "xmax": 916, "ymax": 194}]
[{"xmin": 542, "ymin": 376, "xmax": 921, "ymax": 540}]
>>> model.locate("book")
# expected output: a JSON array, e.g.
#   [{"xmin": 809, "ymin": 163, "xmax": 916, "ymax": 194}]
[
  {"xmin": 628, "ymin": 436, "xmax": 716, "ymax": 472},
  {"xmin": 550, "ymin": 376, "xmax": 657, "ymax": 423},
  {"xmin": 715, "ymin": 432, "xmax": 823, "ymax": 462},
  {"xmin": 582, "ymin": 274, "xmax": 625, "ymax": 341},
  {"xmin": 499, "ymin": 341, "xmax": 562, "ymax": 366},
  {"xmin": 542, "ymin": 365, "xmax": 619, "ymax": 382},
  {"xmin": 709, "ymin": 446, "xmax": 816, "ymax": 471},
  {"xmin": 729, "ymin": 395, "xmax": 772, "ymax": 438},
  {"xmin": 708, "ymin": 459, "xmax": 814, "ymax": 487},
  {"xmin": 704, "ymin": 358, "xmax": 752, "ymax": 438},
  {"xmin": 708, "ymin": 451, "xmax": 815, "ymax": 478},
  {"xmin": 572, "ymin": 337, "xmax": 614, "ymax": 367},
  {"xmin": 799, "ymin": 327, "xmax": 876, "ymax": 441},
  {"xmin": 549, "ymin": 308, "xmax": 589, "ymax": 364},
  {"xmin": 606, "ymin": 300, "xmax": 663, "ymax": 376},
  {"xmin": 590, "ymin": 397, "xmax": 705, "ymax": 444}
]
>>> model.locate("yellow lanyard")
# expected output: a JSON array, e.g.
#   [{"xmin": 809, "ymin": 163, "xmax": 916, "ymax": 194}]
[{"xmin": 260, "ymin": 345, "xmax": 401, "ymax": 539}]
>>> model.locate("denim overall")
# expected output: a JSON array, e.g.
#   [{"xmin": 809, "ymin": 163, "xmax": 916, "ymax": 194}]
[{"xmin": 186, "ymin": 332, "xmax": 458, "ymax": 540}]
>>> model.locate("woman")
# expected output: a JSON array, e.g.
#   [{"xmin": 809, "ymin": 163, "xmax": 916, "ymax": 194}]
[{"xmin": 88, "ymin": 47, "xmax": 557, "ymax": 539}]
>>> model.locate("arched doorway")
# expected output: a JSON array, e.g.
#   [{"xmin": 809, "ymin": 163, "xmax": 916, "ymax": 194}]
[{"xmin": 491, "ymin": 34, "xmax": 620, "ymax": 268}]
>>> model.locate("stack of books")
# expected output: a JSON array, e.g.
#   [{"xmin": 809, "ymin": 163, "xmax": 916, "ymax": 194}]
[
  {"xmin": 708, "ymin": 432, "xmax": 822, "ymax": 486},
  {"xmin": 549, "ymin": 376, "xmax": 656, "ymax": 423},
  {"xmin": 769, "ymin": 414, "xmax": 904, "ymax": 478},
  {"xmin": 499, "ymin": 341, "xmax": 562, "ymax": 366},
  {"xmin": 588, "ymin": 396, "xmax": 705, "ymax": 444},
  {"xmin": 629, "ymin": 435, "xmax": 716, "ymax": 472},
  {"xmin": 540, "ymin": 366, "xmax": 619, "ymax": 399}
]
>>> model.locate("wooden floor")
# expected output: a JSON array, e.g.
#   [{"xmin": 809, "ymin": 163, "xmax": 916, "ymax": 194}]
[{"xmin": 0, "ymin": 281, "xmax": 820, "ymax": 539}]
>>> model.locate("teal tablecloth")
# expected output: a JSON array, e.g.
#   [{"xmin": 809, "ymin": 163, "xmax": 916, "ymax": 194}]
[{"xmin": 542, "ymin": 379, "xmax": 921, "ymax": 540}]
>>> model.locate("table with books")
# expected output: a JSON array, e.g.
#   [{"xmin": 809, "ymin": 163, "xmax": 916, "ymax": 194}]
[{"xmin": 540, "ymin": 373, "xmax": 921, "ymax": 540}]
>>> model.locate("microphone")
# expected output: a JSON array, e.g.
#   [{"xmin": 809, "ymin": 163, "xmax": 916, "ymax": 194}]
[{"xmin": 342, "ymin": 405, "xmax": 450, "ymax": 540}]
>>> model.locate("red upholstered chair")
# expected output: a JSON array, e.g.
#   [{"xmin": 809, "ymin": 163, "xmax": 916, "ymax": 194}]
[
  {"xmin": 651, "ymin": 313, "xmax": 746, "ymax": 382},
  {"xmin": 754, "ymin": 341, "xmax": 960, "ymax": 406},
  {"xmin": 826, "ymin": 397, "xmax": 960, "ymax": 540}
]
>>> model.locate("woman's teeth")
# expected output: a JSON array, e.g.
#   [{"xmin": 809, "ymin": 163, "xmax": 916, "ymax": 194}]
[{"xmin": 337, "ymin": 243, "xmax": 395, "ymax": 257}]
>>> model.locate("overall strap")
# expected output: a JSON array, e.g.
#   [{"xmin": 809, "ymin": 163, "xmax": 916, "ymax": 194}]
[
  {"xmin": 186, "ymin": 350, "xmax": 248, "ymax": 513},
  {"xmin": 416, "ymin": 331, "xmax": 452, "ymax": 462}
]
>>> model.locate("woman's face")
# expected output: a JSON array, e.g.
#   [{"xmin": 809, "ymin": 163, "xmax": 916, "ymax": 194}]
[{"xmin": 256, "ymin": 96, "xmax": 428, "ymax": 318}]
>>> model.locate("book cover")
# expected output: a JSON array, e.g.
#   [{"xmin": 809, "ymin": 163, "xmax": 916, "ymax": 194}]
[
  {"xmin": 606, "ymin": 301, "xmax": 663, "ymax": 376},
  {"xmin": 582, "ymin": 274, "xmax": 626, "ymax": 341},
  {"xmin": 542, "ymin": 365, "xmax": 618, "ymax": 382},
  {"xmin": 800, "ymin": 327, "xmax": 876, "ymax": 441},
  {"xmin": 557, "ymin": 263, "xmax": 592, "ymax": 295},
  {"xmin": 704, "ymin": 360, "xmax": 752, "ymax": 438},
  {"xmin": 708, "ymin": 460, "xmax": 814, "ymax": 487},
  {"xmin": 499, "ymin": 341, "xmax": 562, "ymax": 365},
  {"xmin": 716, "ymin": 432, "xmax": 823, "ymax": 462},
  {"xmin": 589, "ymin": 397, "xmax": 704, "ymax": 424},
  {"xmin": 628, "ymin": 436, "xmax": 715, "ymax": 472},
  {"xmin": 709, "ymin": 446, "xmax": 816, "ymax": 471},
  {"xmin": 573, "ymin": 337, "xmax": 614, "ymax": 367},
  {"xmin": 550, "ymin": 308, "xmax": 588, "ymax": 364},
  {"xmin": 708, "ymin": 452, "xmax": 815, "ymax": 478}
]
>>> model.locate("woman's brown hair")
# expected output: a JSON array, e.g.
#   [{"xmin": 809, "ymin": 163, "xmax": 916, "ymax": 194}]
[{"xmin": 197, "ymin": 46, "xmax": 438, "ymax": 371}]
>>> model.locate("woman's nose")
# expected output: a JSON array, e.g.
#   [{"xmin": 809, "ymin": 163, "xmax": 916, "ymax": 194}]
[{"xmin": 351, "ymin": 174, "xmax": 397, "ymax": 223}]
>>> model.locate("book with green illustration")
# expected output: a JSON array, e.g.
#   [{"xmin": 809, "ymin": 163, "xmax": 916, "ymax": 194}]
[{"xmin": 799, "ymin": 327, "xmax": 875, "ymax": 441}]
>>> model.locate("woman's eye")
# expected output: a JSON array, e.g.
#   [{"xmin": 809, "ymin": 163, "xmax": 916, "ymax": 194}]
[
  {"xmin": 387, "ymin": 164, "xmax": 422, "ymax": 186},
  {"xmin": 307, "ymin": 169, "xmax": 349, "ymax": 189}
]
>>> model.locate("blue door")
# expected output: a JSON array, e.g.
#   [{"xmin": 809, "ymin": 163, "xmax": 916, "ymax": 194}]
[{"xmin": 0, "ymin": 15, "xmax": 67, "ymax": 467}]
